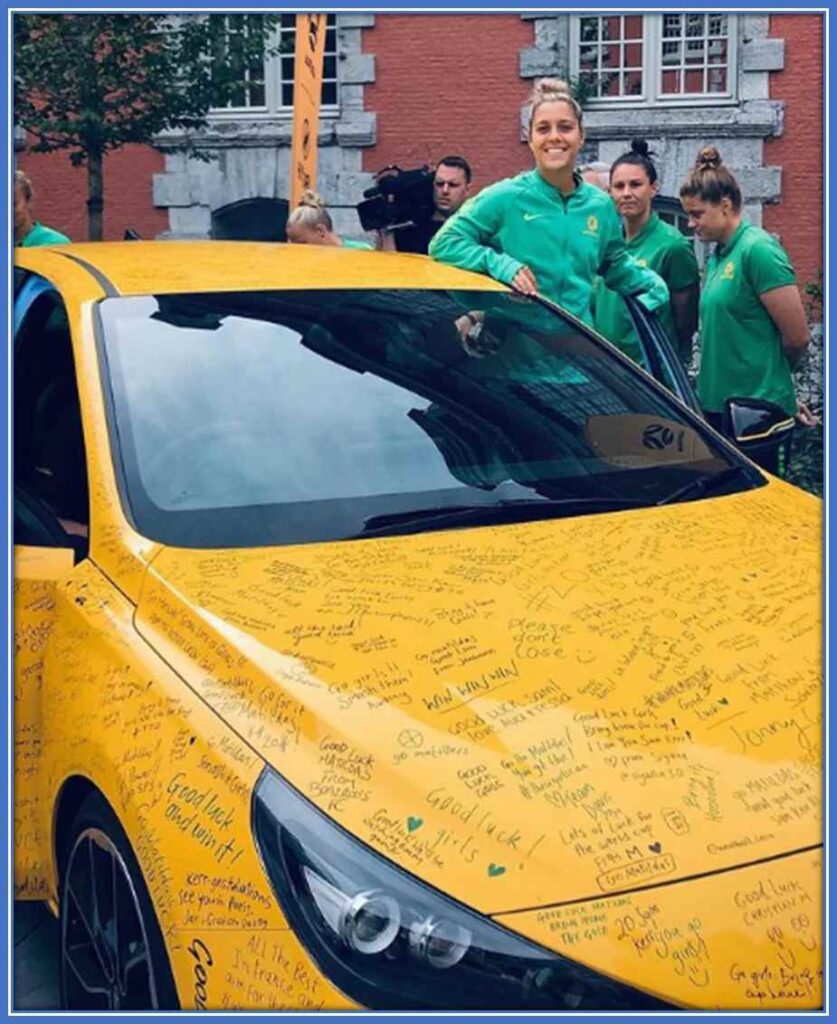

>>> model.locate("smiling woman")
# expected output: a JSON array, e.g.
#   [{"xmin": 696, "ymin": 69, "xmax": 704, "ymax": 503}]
[{"xmin": 429, "ymin": 78, "xmax": 668, "ymax": 324}]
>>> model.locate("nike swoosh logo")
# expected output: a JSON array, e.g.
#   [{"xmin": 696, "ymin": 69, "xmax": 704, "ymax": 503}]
[{"xmin": 523, "ymin": 213, "xmax": 544, "ymax": 222}]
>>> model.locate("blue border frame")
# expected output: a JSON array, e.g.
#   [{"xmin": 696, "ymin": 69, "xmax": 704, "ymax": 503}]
[{"xmin": 4, "ymin": 4, "xmax": 831, "ymax": 1024}]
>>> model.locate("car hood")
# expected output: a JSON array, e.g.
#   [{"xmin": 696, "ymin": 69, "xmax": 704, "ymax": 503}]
[{"xmin": 136, "ymin": 480, "xmax": 821, "ymax": 916}]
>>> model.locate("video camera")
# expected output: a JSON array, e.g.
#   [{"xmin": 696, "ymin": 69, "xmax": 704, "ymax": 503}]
[{"xmin": 357, "ymin": 164, "xmax": 435, "ymax": 232}]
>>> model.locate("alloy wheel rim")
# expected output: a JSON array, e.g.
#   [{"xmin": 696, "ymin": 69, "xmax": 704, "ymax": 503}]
[{"xmin": 61, "ymin": 827, "xmax": 159, "ymax": 1010}]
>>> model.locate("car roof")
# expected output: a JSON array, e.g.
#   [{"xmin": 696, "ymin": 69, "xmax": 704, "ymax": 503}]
[{"xmin": 14, "ymin": 240, "xmax": 509, "ymax": 298}]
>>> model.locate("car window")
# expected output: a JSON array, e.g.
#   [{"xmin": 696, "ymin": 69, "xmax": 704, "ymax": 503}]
[
  {"xmin": 98, "ymin": 289, "xmax": 761, "ymax": 548},
  {"xmin": 14, "ymin": 280, "xmax": 90, "ymax": 558}
]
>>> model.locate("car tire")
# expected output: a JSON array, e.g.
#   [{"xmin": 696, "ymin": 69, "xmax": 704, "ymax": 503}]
[{"xmin": 59, "ymin": 790, "xmax": 179, "ymax": 1010}]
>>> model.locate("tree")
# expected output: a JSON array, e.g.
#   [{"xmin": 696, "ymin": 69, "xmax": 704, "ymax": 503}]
[{"xmin": 14, "ymin": 14, "xmax": 280, "ymax": 240}]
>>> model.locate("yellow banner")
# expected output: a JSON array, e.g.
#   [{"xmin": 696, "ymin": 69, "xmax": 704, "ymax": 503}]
[{"xmin": 289, "ymin": 13, "xmax": 327, "ymax": 209}]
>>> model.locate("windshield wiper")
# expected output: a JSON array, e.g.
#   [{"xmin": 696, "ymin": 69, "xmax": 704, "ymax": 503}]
[
  {"xmin": 656, "ymin": 464, "xmax": 755, "ymax": 507},
  {"xmin": 353, "ymin": 497, "xmax": 647, "ymax": 538}
]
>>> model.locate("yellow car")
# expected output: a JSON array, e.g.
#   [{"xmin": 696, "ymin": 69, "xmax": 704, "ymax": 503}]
[{"xmin": 13, "ymin": 242, "xmax": 821, "ymax": 1011}]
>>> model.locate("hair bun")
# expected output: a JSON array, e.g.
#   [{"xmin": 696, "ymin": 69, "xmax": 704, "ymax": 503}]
[
  {"xmin": 630, "ymin": 138, "xmax": 650, "ymax": 158},
  {"xmin": 299, "ymin": 189, "xmax": 325, "ymax": 209},
  {"xmin": 533, "ymin": 76, "xmax": 573, "ymax": 100},
  {"xmin": 696, "ymin": 146, "xmax": 722, "ymax": 171}
]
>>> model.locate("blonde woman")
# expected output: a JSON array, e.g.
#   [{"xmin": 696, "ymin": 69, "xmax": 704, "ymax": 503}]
[
  {"xmin": 286, "ymin": 190, "xmax": 373, "ymax": 249},
  {"xmin": 429, "ymin": 78, "xmax": 668, "ymax": 324}
]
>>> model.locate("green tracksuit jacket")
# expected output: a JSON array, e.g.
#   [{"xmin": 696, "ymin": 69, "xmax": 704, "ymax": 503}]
[{"xmin": 429, "ymin": 169, "xmax": 669, "ymax": 325}]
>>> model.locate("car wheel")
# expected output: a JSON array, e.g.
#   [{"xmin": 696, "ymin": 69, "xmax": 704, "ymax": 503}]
[{"xmin": 59, "ymin": 791, "xmax": 178, "ymax": 1010}]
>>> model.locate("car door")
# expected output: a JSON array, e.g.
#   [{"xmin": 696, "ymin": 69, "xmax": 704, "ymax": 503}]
[
  {"xmin": 13, "ymin": 274, "xmax": 89, "ymax": 897},
  {"xmin": 624, "ymin": 295, "xmax": 702, "ymax": 414}
]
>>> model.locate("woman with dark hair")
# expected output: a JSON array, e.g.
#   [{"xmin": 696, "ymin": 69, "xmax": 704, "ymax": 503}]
[
  {"xmin": 679, "ymin": 146, "xmax": 809, "ymax": 466},
  {"xmin": 429, "ymin": 79, "xmax": 668, "ymax": 324},
  {"xmin": 593, "ymin": 139, "xmax": 699, "ymax": 365}
]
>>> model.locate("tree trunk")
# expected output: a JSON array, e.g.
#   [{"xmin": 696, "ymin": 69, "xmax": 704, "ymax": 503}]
[{"xmin": 87, "ymin": 149, "xmax": 104, "ymax": 241}]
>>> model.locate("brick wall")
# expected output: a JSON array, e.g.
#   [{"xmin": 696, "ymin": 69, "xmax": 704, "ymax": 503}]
[
  {"xmin": 16, "ymin": 143, "xmax": 168, "ymax": 242},
  {"xmin": 361, "ymin": 14, "xmax": 533, "ymax": 192},
  {"xmin": 763, "ymin": 14, "xmax": 823, "ymax": 286}
]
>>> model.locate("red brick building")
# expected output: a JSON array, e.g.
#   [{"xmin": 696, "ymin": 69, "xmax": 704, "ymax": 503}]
[{"xmin": 16, "ymin": 12, "xmax": 823, "ymax": 286}]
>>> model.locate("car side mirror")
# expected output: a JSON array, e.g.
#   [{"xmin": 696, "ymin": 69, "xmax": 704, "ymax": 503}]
[
  {"xmin": 721, "ymin": 396, "xmax": 795, "ymax": 467},
  {"xmin": 721, "ymin": 396, "xmax": 795, "ymax": 444}
]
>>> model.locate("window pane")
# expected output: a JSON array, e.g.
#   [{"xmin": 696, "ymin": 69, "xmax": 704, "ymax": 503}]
[
  {"xmin": 662, "ymin": 39, "xmax": 681, "ymax": 64},
  {"xmin": 580, "ymin": 16, "xmax": 600, "ymax": 41},
  {"xmin": 624, "ymin": 69, "xmax": 643, "ymax": 95},
  {"xmin": 603, "ymin": 16, "xmax": 620, "ymax": 39},
  {"xmin": 602, "ymin": 72, "xmax": 621, "ymax": 97},
  {"xmin": 601, "ymin": 44, "xmax": 620, "ymax": 68},
  {"xmin": 686, "ymin": 14, "xmax": 704, "ymax": 37},
  {"xmin": 624, "ymin": 15, "xmax": 643, "ymax": 38},
  {"xmin": 625, "ymin": 42, "xmax": 643, "ymax": 66},
  {"xmin": 708, "ymin": 39, "xmax": 728, "ymax": 64},
  {"xmin": 708, "ymin": 67, "xmax": 728, "ymax": 92},
  {"xmin": 579, "ymin": 44, "xmax": 599, "ymax": 67},
  {"xmin": 684, "ymin": 68, "xmax": 704, "ymax": 93},
  {"xmin": 578, "ymin": 70, "xmax": 598, "ymax": 95},
  {"xmin": 662, "ymin": 69, "xmax": 681, "ymax": 93},
  {"xmin": 663, "ymin": 14, "xmax": 682, "ymax": 38},
  {"xmin": 708, "ymin": 14, "xmax": 728, "ymax": 37},
  {"xmin": 685, "ymin": 40, "xmax": 706, "ymax": 64}
]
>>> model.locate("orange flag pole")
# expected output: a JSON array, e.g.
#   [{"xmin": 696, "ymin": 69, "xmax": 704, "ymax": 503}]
[{"xmin": 289, "ymin": 13, "xmax": 327, "ymax": 209}]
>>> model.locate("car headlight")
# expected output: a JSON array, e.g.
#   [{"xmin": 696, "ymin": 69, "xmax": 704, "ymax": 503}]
[{"xmin": 252, "ymin": 768, "xmax": 671, "ymax": 1010}]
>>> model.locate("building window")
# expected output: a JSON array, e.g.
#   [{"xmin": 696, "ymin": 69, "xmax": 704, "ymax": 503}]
[
  {"xmin": 211, "ymin": 15, "xmax": 268, "ymax": 111},
  {"xmin": 577, "ymin": 15, "xmax": 645, "ymax": 100},
  {"xmin": 279, "ymin": 13, "xmax": 338, "ymax": 109},
  {"xmin": 653, "ymin": 196, "xmax": 693, "ymax": 236},
  {"xmin": 659, "ymin": 14, "xmax": 731, "ymax": 97},
  {"xmin": 571, "ymin": 13, "xmax": 736, "ymax": 106},
  {"xmin": 210, "ymin": 13, "xmax": 338, "ymax": 117}
]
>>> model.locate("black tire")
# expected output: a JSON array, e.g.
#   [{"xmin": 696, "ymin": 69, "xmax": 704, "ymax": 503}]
[{"xmin": 59, "ymin": 790, "xmax": 179, "ymax": 1010}]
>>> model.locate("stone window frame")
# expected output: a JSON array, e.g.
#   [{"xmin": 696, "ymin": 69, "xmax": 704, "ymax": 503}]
[
  {"xmin": 569, "ymin": 13, "xmax": 739, "ymax": 109},
  {"xmin": 208, "ymin": 13, "xmax": 340, "ymax": 121}
]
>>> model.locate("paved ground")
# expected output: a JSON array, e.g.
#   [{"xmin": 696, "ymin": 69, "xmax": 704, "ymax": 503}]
[{"xmin": 13, "ymin": 901, "xmax": 61, "ymax": 1010}]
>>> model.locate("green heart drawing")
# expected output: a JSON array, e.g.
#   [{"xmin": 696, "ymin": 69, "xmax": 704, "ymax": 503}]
[
  {"xmin": 488, "ymin": 863, "xmax": 506, "ymax": 877},
  {"xmin": 407, "ymin": 816, "xmax": 424, "ymax": 833}
]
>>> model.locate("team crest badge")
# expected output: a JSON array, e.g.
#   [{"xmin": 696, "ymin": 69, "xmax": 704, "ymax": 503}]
[{"xmin": 722, "ymin": 261, "xmax": 735, "ymax": 280}]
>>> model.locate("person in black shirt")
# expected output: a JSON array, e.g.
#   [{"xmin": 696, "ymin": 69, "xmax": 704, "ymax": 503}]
[{"xmin": 380, "ymin": 155, "xmax": 472, "ymax": 254}]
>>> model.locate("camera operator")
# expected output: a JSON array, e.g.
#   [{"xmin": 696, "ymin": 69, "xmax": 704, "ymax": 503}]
[{"xmin": 379, "ymin": 156, "xmax": 472, "ymax": 254}]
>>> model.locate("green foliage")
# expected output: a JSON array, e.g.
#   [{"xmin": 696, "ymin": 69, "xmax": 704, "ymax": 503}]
[
  {"xmin": 803, "ymin": 268, "xmax": 823, "ymax": 324},
  {"xmin": 14, "ymin": 14, "xmax": 282, "ymax": 164},
  {"xmin": 785, "ymin": 423, "xmax": 823, "ymax": 497}
]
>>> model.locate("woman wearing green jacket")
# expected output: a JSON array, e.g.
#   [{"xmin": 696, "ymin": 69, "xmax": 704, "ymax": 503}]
[
  {"xmin": 429, "ymin": 78, "xmax": 668, "ymax": 325},
  {"xmin": 679, "ymin": 147, "xmax": 809, "ymax": 471},
  {"xmin": 593, "ymin": 139, "xmax": 699, "ymax": 366}
]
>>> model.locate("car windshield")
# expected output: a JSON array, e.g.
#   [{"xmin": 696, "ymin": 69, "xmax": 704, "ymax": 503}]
[{"xmin": 98, "ymin": 288, "xmax": 761, "ymax": 547}]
